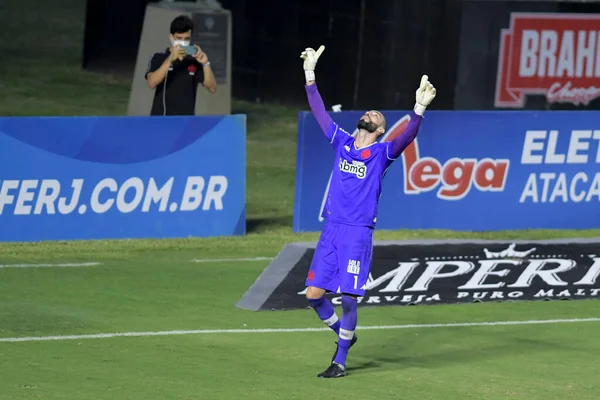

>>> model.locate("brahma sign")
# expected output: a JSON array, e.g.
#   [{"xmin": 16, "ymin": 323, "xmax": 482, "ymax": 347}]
[{"xmin": 495, "ymin": 13, "xmax": 600, "ymax": 108}]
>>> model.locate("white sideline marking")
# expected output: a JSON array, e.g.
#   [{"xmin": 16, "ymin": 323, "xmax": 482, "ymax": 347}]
[
  {"xmin": 190, "ymin": 257, "xmax": 273, "ymax": 263},
  {"xmin": 0, "ymin": 262, "xmax": 101, "ymax": 269},
  {"xmin": 1, "ymin": 317, "xmax": 599, "ymax": 343}
]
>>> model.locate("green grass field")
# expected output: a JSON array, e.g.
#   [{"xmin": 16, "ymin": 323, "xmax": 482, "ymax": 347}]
[
  {"xmin": 1, "ymin": 0, "xmax": 599, "ymax": 399},
  {"xmin": 1, "ymin": 242, "xmax": 599, "ymax": 399}
]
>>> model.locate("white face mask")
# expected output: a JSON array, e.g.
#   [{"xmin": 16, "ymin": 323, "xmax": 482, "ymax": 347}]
[{"xmin": 173, "ymin": 39, "xmax": 190, "ymax": 47}]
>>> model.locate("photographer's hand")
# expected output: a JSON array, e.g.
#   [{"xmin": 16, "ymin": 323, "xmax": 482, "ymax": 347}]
[
  {"xmin": 193, "ymin": 45, "xmax": 208, "ymax": 65},
  {"xmin": 194, "ymin": 46, "xmax": 217, "ymax": 93},
  {"xmin": 170, "ymin": 45, "xmax": 186, "ymax": 62}
]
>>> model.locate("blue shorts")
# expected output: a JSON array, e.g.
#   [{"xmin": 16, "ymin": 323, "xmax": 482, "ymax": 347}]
[{"xmin": 305, "ymin": 220, "xmax": 374, "ymax": 296}]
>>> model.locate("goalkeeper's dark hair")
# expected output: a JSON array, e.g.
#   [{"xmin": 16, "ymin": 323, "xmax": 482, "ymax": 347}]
[{"xmin": 170, "ymin": 15, "xmax": 194, "ymax": 34}]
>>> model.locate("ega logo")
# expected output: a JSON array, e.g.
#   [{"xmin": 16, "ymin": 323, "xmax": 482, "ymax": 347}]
[
  {"xmin": 401, "ymin": 140, "xmax": 510, "ymax": 200},
  {"xmin": 383, "ymin": 115, "xmax": 510, "ymax": 201}
]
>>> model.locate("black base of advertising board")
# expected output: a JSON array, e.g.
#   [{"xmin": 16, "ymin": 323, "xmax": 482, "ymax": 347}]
[{"xmin": 236, "ymin": 238, "xmax": 600, "ymax": 311}]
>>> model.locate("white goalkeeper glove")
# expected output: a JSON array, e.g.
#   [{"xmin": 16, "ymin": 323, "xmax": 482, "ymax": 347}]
[
  {"xmin": 300, "ymin": 45, "xmax": 325, "ymax": 83},
  {"xmin": 414, "ymin": 74, "xmax": 437, "ymax": 116}
]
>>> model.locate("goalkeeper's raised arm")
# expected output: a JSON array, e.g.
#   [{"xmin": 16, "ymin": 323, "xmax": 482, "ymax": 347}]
[
  {"xmin": 301, "ymin": 46, "xmax": 335, "ymax": 135},
  {"xmin": 387, "ymin": 75, "xmax": 437, "ymax": 158}
]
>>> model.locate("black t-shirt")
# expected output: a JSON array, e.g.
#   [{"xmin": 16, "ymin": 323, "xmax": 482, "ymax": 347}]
[{"xmin": 145, "ymin": 49, "xmax": 205, "ymax": 116}]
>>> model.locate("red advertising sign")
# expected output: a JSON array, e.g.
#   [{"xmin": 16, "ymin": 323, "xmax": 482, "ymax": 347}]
[{"xmin": 495, "ymin": 13, "xmax": 600, "ymax": 108}]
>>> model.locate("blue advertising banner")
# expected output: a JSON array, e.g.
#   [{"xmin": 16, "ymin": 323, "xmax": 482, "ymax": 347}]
[
  {"xmin": 294, "ymin": 110, "xmax": 600, "ymax": 232},
  {"xmin": 0, "ymin": 115, "xmax": 246, "ymax": 242}
]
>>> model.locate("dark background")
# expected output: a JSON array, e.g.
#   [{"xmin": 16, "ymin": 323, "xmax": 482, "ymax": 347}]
[{"xmin": 83, "ymin": 0, "xmax": 600, "ymax": 111}]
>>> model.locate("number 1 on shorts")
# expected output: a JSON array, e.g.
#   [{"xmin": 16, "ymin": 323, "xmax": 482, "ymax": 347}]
[{"xmin": 353, "ymin": 275, "xmax": 358, "ymax": 289}]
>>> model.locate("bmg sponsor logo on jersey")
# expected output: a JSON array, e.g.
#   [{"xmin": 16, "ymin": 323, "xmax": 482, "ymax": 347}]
[
  {"xmin": 495, "ymin": 12, "xmax": 600, "ymax": 108},
  {"xmin": 339, "ymin": 159, "xmax": 367, "ymax": 179}
]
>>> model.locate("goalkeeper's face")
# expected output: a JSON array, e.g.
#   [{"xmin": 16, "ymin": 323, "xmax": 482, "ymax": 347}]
[{"xmin": 357, "ymin": 110, "xmax": 386, "ymax": 137}]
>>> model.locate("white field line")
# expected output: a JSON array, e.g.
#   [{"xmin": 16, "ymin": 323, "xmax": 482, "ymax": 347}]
[
  {"xmin": 1, "ymin": 317, "xmax": 599, "ymax": 343},
  {"xmin": 0, "ymin": 262, "xmax": 102, "ymax": 269},
  {"xmin": 190, "ymin": 257, "xmax": 273, "ymax": 263},
  {"xmin": 0, "ymin": 256, "xmax": 272, "ymax": 268}
]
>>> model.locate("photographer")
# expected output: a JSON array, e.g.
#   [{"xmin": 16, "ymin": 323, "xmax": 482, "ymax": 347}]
[{"xmin": 145, "ymin": 15, "xmax": 217, "ymax": 116}]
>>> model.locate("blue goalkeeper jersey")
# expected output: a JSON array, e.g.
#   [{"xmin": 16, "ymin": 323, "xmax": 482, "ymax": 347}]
[{"xmin": 320, "ymin": 121, "xmax": 398, "ymax": 228}]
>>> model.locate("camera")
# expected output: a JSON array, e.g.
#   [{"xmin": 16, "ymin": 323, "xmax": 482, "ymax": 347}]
[{"xmin": 182, "ymin": 45, "xmax": 197, "ymax": 56}]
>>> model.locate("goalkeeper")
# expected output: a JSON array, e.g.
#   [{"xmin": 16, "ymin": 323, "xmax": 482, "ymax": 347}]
[{"xmin": 300, "ymin": 45, "xmax": 437, "ymax": 378}]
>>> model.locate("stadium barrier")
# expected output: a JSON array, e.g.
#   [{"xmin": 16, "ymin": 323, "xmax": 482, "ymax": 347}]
[
  {"xmin": 0, "ymin": 115, "xmax": 246, "ymax": 242},
  {"xmin": 293, "ymin": 110, "xmax": 600, "ymax": 232},
  {"xmin": 236, "ymin": 238, "xmax": 600, "ymax": 311}
]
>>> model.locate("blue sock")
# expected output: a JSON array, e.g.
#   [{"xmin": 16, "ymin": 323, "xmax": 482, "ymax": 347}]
[
  {"xmin": 307, "ymin": 296, "xmax": 341, "ymax": 334},
  {"xmin": 333, "ymin": 295, "xmax": 358, "ymax": 368}
]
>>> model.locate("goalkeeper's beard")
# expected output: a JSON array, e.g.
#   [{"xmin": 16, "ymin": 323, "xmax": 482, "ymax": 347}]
[{"xmin": 357, "ymin": 119, "xmax": 378, "ymax": 133}]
